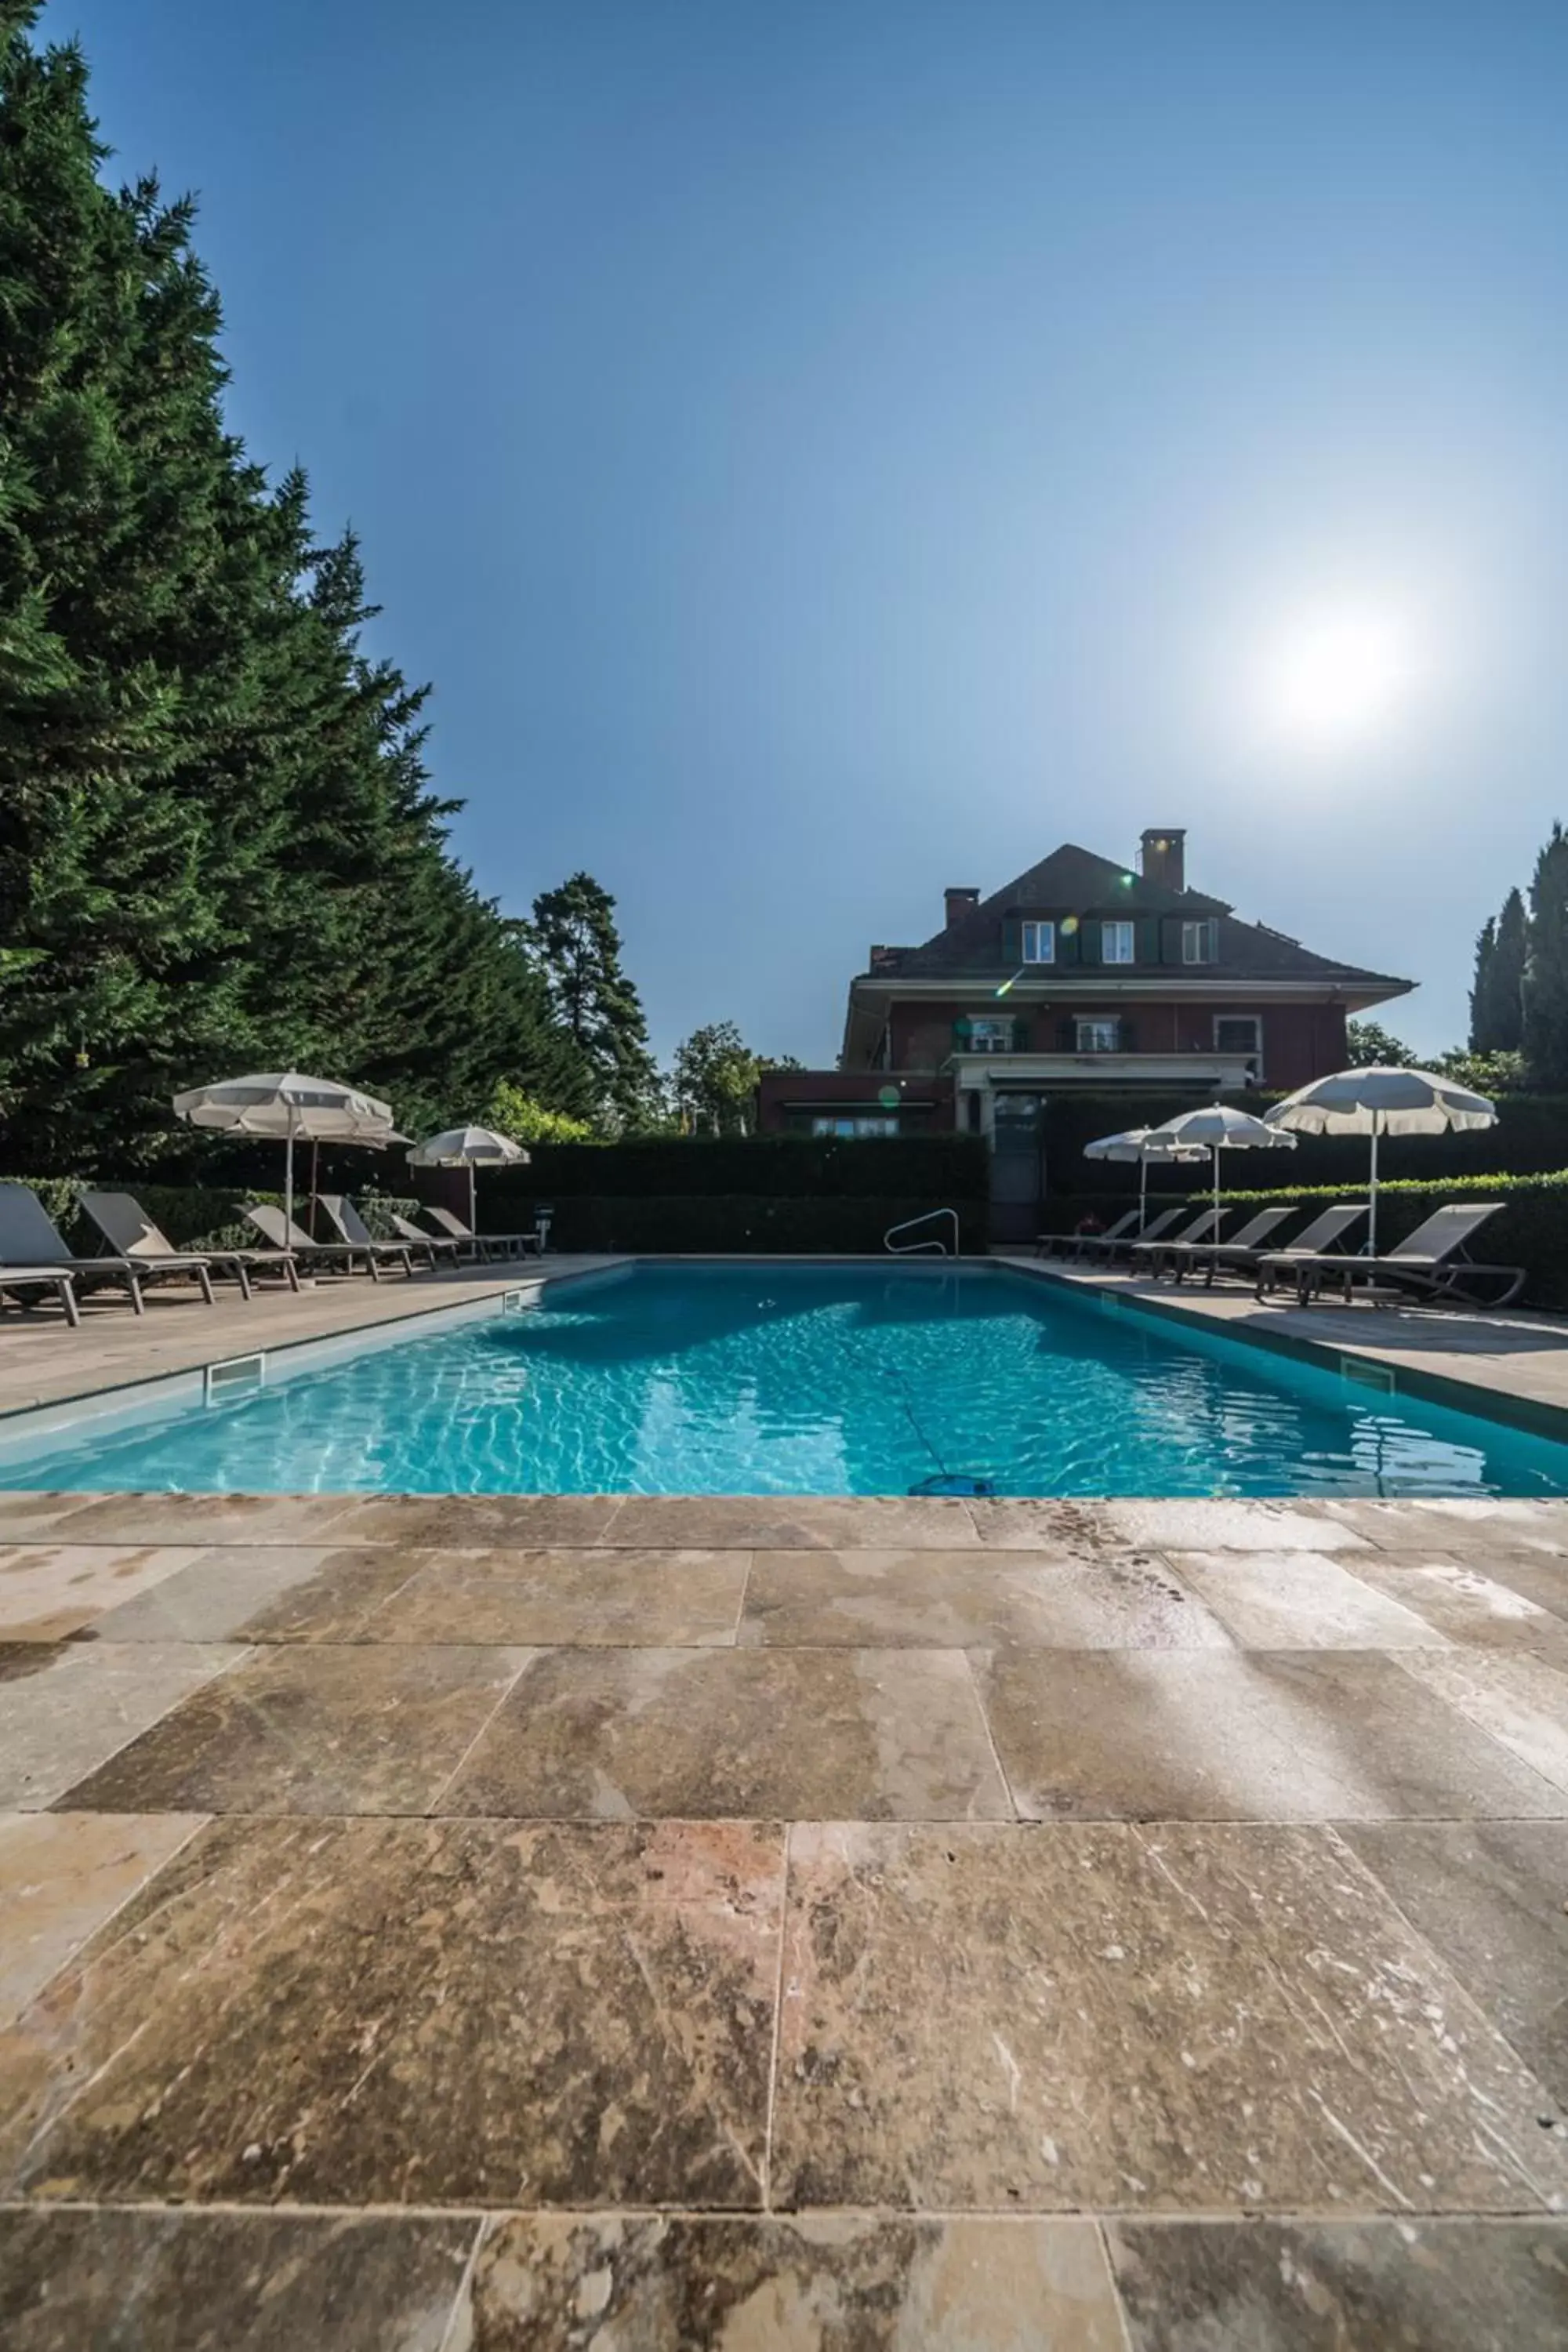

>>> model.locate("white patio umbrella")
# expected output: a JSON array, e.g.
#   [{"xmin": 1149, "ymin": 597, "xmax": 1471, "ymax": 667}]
[
  {"xmin": 406, "ymin": 1125, "xmax": 530, "ymax": 1231},
  {"xmin": 1145, "ymin": 1102, "xmax": 1298, "ymax": 1221},
  {"xmin": 172, "ymin": 1073, "xmax": 397, "ymax": 1238},
  {"xmin": 1083, "ymin": 1125, "xmax": 1207, "ymax": 1222},
  {"xmin": 1267, "ymin": 1065, "xmax": 1497, "ymax": 1254}
]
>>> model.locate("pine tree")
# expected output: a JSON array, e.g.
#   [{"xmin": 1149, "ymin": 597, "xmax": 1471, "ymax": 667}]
[
  {"xmin": 528, "ymin": 873, "xmax": 659, "ymax": 1131},
  {"xmin": 1523, "ymin": 827, "xmax": 1568, "ymax": 1089}
]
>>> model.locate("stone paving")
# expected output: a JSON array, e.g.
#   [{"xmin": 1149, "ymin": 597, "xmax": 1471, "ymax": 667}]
[{"xmin": 2, "ymin": 1489, "xmax": 1568, "ymax": 2346}]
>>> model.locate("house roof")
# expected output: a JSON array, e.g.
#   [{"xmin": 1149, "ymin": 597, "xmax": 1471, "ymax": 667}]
[{"xmin": 861, "ymin": 840, "xmax": 1409, "ymax": 991}]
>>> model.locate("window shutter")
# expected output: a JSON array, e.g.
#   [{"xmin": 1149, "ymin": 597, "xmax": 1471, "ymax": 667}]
[
  {"xmin": 1057, "ymin": 1016, "xmax": 1076, "ymax": 1051},
  {"xmin": 1207, "ymin": 918, "xmax": 1220, "ymax": 964},
  {"xmin": 1138, "ymin": 916, "xmax": 1159, "ymax": 963},
  {"xmin": 1001, "ymin": 918, "xmax": 1022, "ymax": 967},
  {"xmin": 952, "ymin": 1017, "xmax": 971, "ymax": 1050},
  {"xmin": 1012, "ymin": 1016, "xmax": 1030, "ymax": 1050},
  {"xmin": 1119, "ymin": 1017, "xmax": 1138, "ymax": 1051},
  {"xmin": 1079, "ymin": 920, "xmax": 1100, "ymax": 966}
]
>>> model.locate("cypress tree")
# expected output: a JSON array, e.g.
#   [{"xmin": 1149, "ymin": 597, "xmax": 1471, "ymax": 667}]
[
  {"xmin": 1522, "ymin": 828, "xmax": 1568, "ymax": 1088},
  {"xmin": 1468, "ymin": 918, "xmax": 1497, "ymax": 1051},
  {"xmin": 1490, "ymin": 887, "xmax": 1528, "ymax": 1052}
]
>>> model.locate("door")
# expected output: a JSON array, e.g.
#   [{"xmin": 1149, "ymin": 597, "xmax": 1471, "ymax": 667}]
[{"xmin": 989, "ymin": 1092, "xmax": 1044, "ymax": 1243}]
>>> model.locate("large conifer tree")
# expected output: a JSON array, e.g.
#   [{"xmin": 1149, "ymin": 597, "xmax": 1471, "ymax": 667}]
[
  {"xmin": 528, "ymin": 873, "xmax": 660, "ymax": 1131},
  {"xmin": 1469, "ymin": 889, "xmax": 1527, "ymax": 1054},
  {"xmin": 1522, "ymin": 829, "xmax": 1568, "ymax": 1088}
]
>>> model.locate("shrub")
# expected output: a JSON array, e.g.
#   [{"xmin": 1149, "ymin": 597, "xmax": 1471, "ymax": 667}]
[{"xmin": 481, "ymin": 1133, "xmax": 989, "ymax": 1208}]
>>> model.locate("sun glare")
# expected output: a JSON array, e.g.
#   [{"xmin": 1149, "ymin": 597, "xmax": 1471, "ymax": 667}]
[{"xmin": 1256, "ymin": 604, "xmax": 1420, "ymax": 752}]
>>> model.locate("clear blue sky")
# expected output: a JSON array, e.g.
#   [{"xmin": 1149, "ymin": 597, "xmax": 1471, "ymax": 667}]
[{"xmin": 44, "ymin": 0, "xmax": 1568, "ymax": 1062}]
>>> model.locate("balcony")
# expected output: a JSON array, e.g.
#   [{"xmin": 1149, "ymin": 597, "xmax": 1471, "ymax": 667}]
[{"xmin": 946, "ymin": 1048, "xmax": 1259, "ymax": 1092}]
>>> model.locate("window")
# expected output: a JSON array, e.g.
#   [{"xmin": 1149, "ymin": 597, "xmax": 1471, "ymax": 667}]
[
  {"xmin": 1076, "ymin": 1018, "xmax": 1120, "ymax": 1053},
  {"xmin": 1182, "ymin": 919, "xmax": 1217, "ymax": 965},
  {"xmin": 1101, "ymin": 920, "xmax": 1135, "ymax": 964},
  {"xmin": 1021, "ymin": 920, "xmax": 1054, "ymax": 964},
  {"xmin": 966, "ymin": 1017, "xmax": 1014, "ymax": 1054},
  {"xmin": 1214, "ymin": 1015, "xmax": 1262, "ymax": 1074},
  {"xmin": 811, "ymin": 1116, "xmax": 899, "ymax": 1137}
]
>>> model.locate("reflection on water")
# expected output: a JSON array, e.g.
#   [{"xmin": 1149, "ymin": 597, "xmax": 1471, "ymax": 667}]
[{"xmin": 8, "ymin": 1266, "xmax": 1567, "ymax": 1498}]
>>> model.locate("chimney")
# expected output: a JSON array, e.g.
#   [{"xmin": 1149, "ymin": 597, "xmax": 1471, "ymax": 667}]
[
  {"xmin": 1141, "ymin": 829, "xmax": 1185, "ymax": 893},
  {"xmin": 945, "ymin": 886, "xmax": 981, "ymax": 928}
]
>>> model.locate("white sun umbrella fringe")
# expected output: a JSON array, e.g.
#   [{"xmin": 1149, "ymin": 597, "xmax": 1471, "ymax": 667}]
[
  {"xmin": 406, "ymin": 1124, "xmax": 530, "ymax": 1231},
  {"xmin": 1083, "ymin": 1126, "xmax": 1207, "ymax": 1221},
  {"xmin": 172, "ymin": 1073, "xmax": 399, "ymax": 1238},
  {"xmin": 1145, "ymin": 1102, "xmax": 1298, "ymax": 1221},
  {"xmin": 1266, "ymin": 1065, "xmax": 1497, "ymax": 1255}
]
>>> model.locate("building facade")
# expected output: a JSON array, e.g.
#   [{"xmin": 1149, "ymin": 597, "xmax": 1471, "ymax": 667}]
[{"xmin": 756, "ymin": 827, "xmax": 1412, "ymax": 1232}]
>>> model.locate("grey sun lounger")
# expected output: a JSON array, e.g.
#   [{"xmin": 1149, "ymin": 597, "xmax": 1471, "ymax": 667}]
[
  {"xmin": 0, "ymin": 1266, "xmax": 81, "ymax": 1326},
  {"xmin": 1037, "ymin": 1208, "xmax": 1141, "ymax": 1259},
  {"xmin": 317, "ymin": 1195, "xmax": 430, "ymax": 1277},
  {"xmin": 1073, "ymin": 1204, "xmax": 1189, "ymax": 1264},
  {"xmin": 0, "ymin": 1182, "xmax": 145, "ymax": 1314},
  {"xmin": 1127, "ymin": 1205, "xmax": 1229, "ymax": 1267},
  {"xmin": 245, "ymin": 1204, "xmax": 412, "ymax": 1282},
  {"xmin": 422, "ymin": 1206, "xmax": 543, "ymax": 1261},
  {"xmin": 1256, "ymin": 1203, "xmax": 1525, "ymax": 1309},
  {"xmin": 1172, "ymin": 1200, "xmax": 1368, "ymax": 1290},
  {"xmin": 1154, "ymin": 1203, "xmax": 1301, "ymax": 1283},
  {"xmin": 387, "ymin": 1210, "xmax": 466, "ymax": 1265},
  {"xmin": 79, "ymin": 1189, "xmax": 299, "ymax": 1301}
]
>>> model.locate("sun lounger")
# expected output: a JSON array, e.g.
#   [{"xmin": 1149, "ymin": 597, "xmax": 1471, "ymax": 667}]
[
  {"xmin": 1154, "ymin": 1203, "xmax": 1301, "ymax": 1283},
  {"xmin": 244, "ymin": 1204, "xmax": 408, "ymax": 1281},
  {"xmin": 317, "ymin": 1195, "xmax": 426, "ymax": 1276},
  {"xmin": 0, "ymin": 1267, "xmax": 81, "ymax": 1326},
  {"xmin": 1036, "ymin": 1208, "xmax": 1141, "ymax": 1259},
  {"xmin": 1256, "ymin": 1202, "xmax": 1524, "ymax": 1308},
  {"xmin": 422, "ymin": 1205, "xmax": 543, "ymax": 1261},
  {"xmin": 1073, "ymin": 1204, "xmax": 1189, "ymax": 1264},
  {"xmin": 79, "ymin": 1189, "xmax": 299, "ymax": 1301},
  {"xmin": 0, "ymin": 1183, "xmax": 146, "ymax": 1314},
  {"xmin": 1127, "ymin": 1205, "xmax": 1229, "ymax": 1268},
  {"xmin": 1170, "ymin": 1201, "xmax": 1368, "ymax": 1291},
  {"xmin": 387, "ymin": 1210, "xmax": 466, "ymax": 1265}
]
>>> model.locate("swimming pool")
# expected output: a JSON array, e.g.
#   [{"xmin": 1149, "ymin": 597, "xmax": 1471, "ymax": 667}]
[{"xmin": 6, "ymin": 1262, "xmax": 1567, "ymax": 1499}]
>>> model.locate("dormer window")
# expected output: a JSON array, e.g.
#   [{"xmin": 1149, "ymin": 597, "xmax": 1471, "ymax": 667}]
[
  {"xmin": 1182, "ymin": 919, "xmax": 1218, "ymax": 965},
  {"xmin": 1021, "ymin": 920, "xmax": 1054, "ymax": 964},
  {"xmin": 1101, "ymin": 920, "xmax": 1135, "ymax": 964}
]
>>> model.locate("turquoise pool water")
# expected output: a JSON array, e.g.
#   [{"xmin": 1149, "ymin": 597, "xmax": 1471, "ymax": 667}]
[{"xmin": 6, "ymin": 1264, "xmax": 1567, "ymax": 1498}]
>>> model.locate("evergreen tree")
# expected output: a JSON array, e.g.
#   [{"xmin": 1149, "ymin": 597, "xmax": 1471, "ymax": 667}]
[
  {"xmin": 1523, "ymin": 826, "xmax": 1568, "ymax": 1088},
  {"xmin": 527, "ymin": 873, "xmax": 659, "ymax": 1131},
  {"xmin": 1469, "ymin": 887, "xmax": 1527, "ymax": 1053}
]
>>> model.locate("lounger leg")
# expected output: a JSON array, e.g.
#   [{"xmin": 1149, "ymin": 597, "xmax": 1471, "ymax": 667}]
[
  {"xmin": 234, "ymin": 1261, "xmax": 252, "ymax": 1301},
  {"xmin": 59, "ymin": 1277, "xmax": 81, "ymax": 1328},
  {"xmin": 198, "ymin": 1265, "xmax": 215, "ymax": 1305},
  {"xmin": 366, "ymin": 1252, "xmax": 381, "ymax": 1283},
  {"xmin": 125, "ymin": 1272, "xmax": 144, "ymax": 1316}
]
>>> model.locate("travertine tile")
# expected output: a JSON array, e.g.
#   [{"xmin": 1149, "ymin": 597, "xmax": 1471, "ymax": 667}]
[
  {"xmin": 0, "ymin": 2206, "xmax": 478, "ymax": 2350},
  {"xmin": 1101, "ymin": 1500, "xmax": 1372, "ymax": 1553},
  {"xmin": 1165, "ymin": 1551, "xmax": 1453, "ymax": 1649},
  {"xmin": 31, "ymin": 1492, "xmax": 361, "ymax": 1544},
  {"xmin": 0, "ymin": 1810, "xmax": 203, "ymax": 2027},
  {"xmin": 1336, "ymin": 1554, "xmax": 1568, "ymax": 1664},
  {"xmin": 603, "ymin": 1495, "xmax": 983, "ymax": 1550},
  {"xmin": 1393, "ymin": 1648, "xmax": 1568, "ymax": 1797},
  {"xmin": 1105, "ymin": 2218, "xmax": 1568, "ymax": 2351},
  {"xmin": 975, "ymin": 1650, "xmax": 1567, "ymax": 1820},
  {"xmin": 1320, "ymin": 1497, "xmax": 1568, "ymax": 1554},
  {"xmin": 326, "ymin": 1494, "xmax": 621, "ymax": 1547},
  {"xmin": 445, "ymin": 1646, "xmax": 1011, "ymax": 1820},
  {"xmin": 0, "ymin": 1641, "xmax": 245, "ymax": 1809},
  {"xmin": 739, "ymin": 1548, "xmax": 1234, "ymax": 1649},
  {"xmin": 1338, "ymin": 1820, "xmax": 1568, "ymax": 2107},
  {"xmin": 468, "ymin": 2212, "xmax": 1126, "ymax": 2349},
  {"xmin": 0, "ymin": 1493, "xmax": 101, "ymax": 1541},
  {"xmin": 0, "ymin": 1816, "xmax": 782, "ymax": 2206},
  {"xmin": 361, "ymin": 1548, "xmax": 749, "ymax": 1646},
  {"xmin": 771, "ymin": 1820, "xmax": 1568, "ymax": 2212},
  {"xmin": 88, "ymin": 1544, "xmax": 427, "ymax": 1643},
  {"xmin": 57, "ymin": 1642, "xmax": 530, "ymax": 1815},
  {"xmin": 0, "ymin": 1542, "xmax": 202, "ymax": 1639}
]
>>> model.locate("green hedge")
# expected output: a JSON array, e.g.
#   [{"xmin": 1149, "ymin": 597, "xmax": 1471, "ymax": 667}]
[
  {"xmin": 1041, "ymin": 1171, "xmax": 1568, "ymax": 1310},
  {"xmin": 1048, "ymin": 1091, "xmax": 1568, "ymax": 1192},
  {"xmin": 532, "ymin": 1195, "xmax": 988, "ymax": 1254},
  {"xmin": 479, "ymin": 1134, "xmax": 989, "ymax": 1205}
]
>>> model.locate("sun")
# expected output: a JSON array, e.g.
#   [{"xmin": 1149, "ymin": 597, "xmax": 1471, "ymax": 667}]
[{"xmin": 1257, "ymin": 604, "xmax": 1419, "ymax": 751}]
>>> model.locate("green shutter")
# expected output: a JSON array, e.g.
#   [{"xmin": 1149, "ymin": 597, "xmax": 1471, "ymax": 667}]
[
  {"xmin": 1001, "ymin": 917, "xmax": 1022, "ymax": 967},
  {"xmin": 1138, "ymin": 916, "xmax": 1160, "ymax": 964},
  {"xmin": 1078, "ymin": 919, "xmax": 1100, "ymax": 965},
  {"xmin": 952, "ymin": 1016, "xmax": 972, "ymax": 1049},
  {"xmin": 1012, "ymin": 1017, "xmax": 1030, "ymax": 1050}
]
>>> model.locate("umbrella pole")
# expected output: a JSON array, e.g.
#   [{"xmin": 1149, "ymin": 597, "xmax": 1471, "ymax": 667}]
[
  {"xmin": 285, "ymin": 1110, "xmax": 296, "ymax": 1241},
  {"xmin": 469, "ymin": 1160, "xmax": 477, "ymax": 1235},
  {"xmin": 1139, "ymin": 1156, "xmax": 1148, "ymax": 1222},
  {"xmin": 1212, "ymin": 1145, "xmax": 1220, "ymax": 1221},
  {"xmin": 1368, "ymin": 1114, "xmax": 1379, "ymax": 1257}
]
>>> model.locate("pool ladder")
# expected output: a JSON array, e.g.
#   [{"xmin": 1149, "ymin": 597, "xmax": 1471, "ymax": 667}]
[{"xmin": 884, "ymin": 1208, "xmax": 960, "ymax": 1258}]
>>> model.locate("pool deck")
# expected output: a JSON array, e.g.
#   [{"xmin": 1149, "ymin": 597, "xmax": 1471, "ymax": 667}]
[{"xmin": 2, "ymin": 1265, "xmax": 1568, "ymax": 2344}]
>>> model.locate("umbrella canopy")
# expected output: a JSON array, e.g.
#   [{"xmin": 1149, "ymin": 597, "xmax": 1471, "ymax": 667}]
[
  {"xmin": 173, "ymin": 1073, "xmax": 398, "ymax": 1235},
  {"xmin": 1083, "ymin": 1125, "xmax": 1207, "ymax": 1218},
  {"xmin": 1267, "ymin": 1065, "xmax": 1497, "ymax": 1252},
  {"xmin": 407, "ymin": 1126, "xmax": 531, "ymax": 1229},
  {"xmin": 1145, "ymin": 1102, "xmax": 1297, "ymax": 1218}
]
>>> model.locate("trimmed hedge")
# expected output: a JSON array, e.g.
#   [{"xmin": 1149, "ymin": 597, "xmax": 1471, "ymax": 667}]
[
  {"xmin": 1047, "ymin": 1091, "xmax": 1568, "ymax": 1192},
  {"xmin": 528, "ymin": 1194, "xmax": 987, "ymax": 1254},
  {"xmin": 1040, "ymin": 1171, "xmax": 1568, "ymax": 1311},
  {"xmin": 477, "ymin": 1134, "xmax": 989, "ymax": 1205}
]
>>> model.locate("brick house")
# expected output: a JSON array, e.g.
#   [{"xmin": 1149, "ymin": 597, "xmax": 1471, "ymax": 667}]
[{"xmin": 757, "ymin": 828, "xmax": 1411, "ymax": 1230}]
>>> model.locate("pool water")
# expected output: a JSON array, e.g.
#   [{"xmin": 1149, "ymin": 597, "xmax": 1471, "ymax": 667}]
[{"xmin": 9, "ymin": 1264, "xmax": 1568, "ymax": 1499}]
